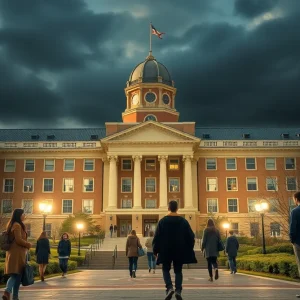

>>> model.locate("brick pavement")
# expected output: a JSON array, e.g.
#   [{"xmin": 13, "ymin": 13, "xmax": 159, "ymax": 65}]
[{"xmin": 11, "ymin": 269, "xmax": 300, "ymax": 299}]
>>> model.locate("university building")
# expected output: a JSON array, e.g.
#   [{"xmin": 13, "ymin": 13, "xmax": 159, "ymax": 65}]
[{"xmin": 0, "ymin": 52, "xmax": 299, "ymax": 238}]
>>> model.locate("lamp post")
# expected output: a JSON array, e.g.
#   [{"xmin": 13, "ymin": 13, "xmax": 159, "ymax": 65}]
[
  {"xmin": 39, "ymin": 202, "xmax": 52, "ymax": 231},
  {"xmin": 222, "ymin": 222, "xmax": 230, "ymax": 238},
  {"xmin": 255, "ymin": 201, "xmax": 269, "ymax": 255},
  {"xmin": 76, "ymin": 223, "xmax": 84, "ymax": 256}
]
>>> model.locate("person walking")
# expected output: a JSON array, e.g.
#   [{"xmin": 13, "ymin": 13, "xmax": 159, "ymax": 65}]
[
  {"xmin": 201, "ymin": 218, "xmax": 222, "ymax": 282},
  {"xmin": 114, "ymin": 225, "xmax": 118, "ymax": 237},
  {"xmin": 109, "ymin": 224, "xmax": 113, "ymax": 238},
  {"xmin": 153, "ymin": 200, "xmax": 197, "ymax": 300},
  {"xmin": 145, "ymin": 231, "xmax": 156, "ymax": 274},
  {"xmin": 225, "ymin": 230, "xmax": 239, "ymax": 274},
  {"xmin": 125, "ymin": 230, "xmax": 142, "ymax": 278},
  {"xmin": 57, "ymin": 233, "xmax": 71, "ymax": 278},
  {"xmin": 2, "ymin": 208, "xmax": 32, "ymax": 300},
  {"xmin": 35, "ymin": 231, "xmax": 51, "ymax": 281},
  {"xmin": 289, "ymin": 191, "xmax": 300, "ymax": 298}
]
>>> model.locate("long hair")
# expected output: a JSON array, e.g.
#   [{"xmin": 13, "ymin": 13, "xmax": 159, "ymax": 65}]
[
  {"xmin": 7, "ymin": 208, "xmax": 26, "ymax": 234},
  {"xmin": 60, "ymin": 232, "xmax": 69, "ymax": 240},
  {"xmin": 206, "ymin": 218, "xmax": 215, "ymax": 228},
  {"xmin": 38, "ymin": 231, "xmax": 48, "ymax": 240}
]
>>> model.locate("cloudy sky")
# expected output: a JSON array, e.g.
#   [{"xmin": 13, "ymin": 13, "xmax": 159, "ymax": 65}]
[{"xmin": 0, "ymin": 0, "xmax": 300, "ymax": 128}]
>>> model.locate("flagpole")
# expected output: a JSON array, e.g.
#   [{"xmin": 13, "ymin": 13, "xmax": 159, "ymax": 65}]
[{"xmin": 149, "ymin": 22, "xmax": 152, "ymax": 55}]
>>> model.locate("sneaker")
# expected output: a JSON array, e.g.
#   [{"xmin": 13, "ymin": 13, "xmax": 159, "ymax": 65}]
[
  {"xmin": 175, "ymin": 291, "xmax": 183, "ymax": 300},
  {"xmin": 165, "ymin": 288, "xmax": 174, "ymax": 300},
  {"xmin": 296, "ymin": 295, "xmax": 300, "ymax": 298},
  {"xmin": 215, "ymin": 269, "xmax": 219, "ymax": 280},
  {"xmin": 234, "ymin": 270, "xmax": 237, "ymax": 274},
  {"xmin": 230, "ymin": 272, "xmax": 233, "ymax": 274},
  {"xmin": 152, "ymin": 269, "xmax": 155, "ymax": 274},
  {"xmin": 149, "ymin": 268, "xmax": 151, "ymax": 273},
  {"xmin": 208, "ymin": 277, "xmax": 213, "ymax": 282},
  {"xmin": 132, "ymin": 271, "xmax": 136, "ymax": 278}
]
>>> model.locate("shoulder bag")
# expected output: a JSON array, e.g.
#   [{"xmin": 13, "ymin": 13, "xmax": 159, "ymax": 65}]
[{"xmin": 137, "ymin": 238, "xmax": 145, "ymax": 257}]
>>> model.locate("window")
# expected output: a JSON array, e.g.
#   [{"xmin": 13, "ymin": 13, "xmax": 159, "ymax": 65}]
[
  {"xmin": 246, "ymin": 158, "xmax": 256, "ymax": 170},
  {"xmin": 285, "ymin": 158, "xmax": 296, "ymax": 170},
  {"xmin": 266, "ymin": 158, "xmax": 276, "ymax": 170},
  {"xmin": 43, "ymin": 179, "xmax": 54, "ymax": 192},
  {"xmin": 269, "ymin": 199, "xmax": 279, "ymax": 213},
  {"xmin": 266, "ymin": 177, "xmax": 278, "ymax": 191},
  {"xmin": 2, "ymin": 199, "xmax": 12, "ymax": 214},
  {"xmin": 122, "ymin": 159, "xmax": 132, "ymax": 171},
  {"xmin": 248, "ymin": 199, "xmax": 257, "ymax": 212},
  {"xmin": 206, "ymin": 158, "xmax": 217, "ymax": 170},
  {"xmin": 83, "ymin": 178, "xmax": 94, "ymax": 192},
  {"xmin": 45, "ymin": 223, "xmax": 52, "ymax": 237},
  {"xmin": 121, "ymin": 199, "xmax": 132, "ymax": 208},
  {"xmin": 289, "ymin": 197, "xmax": 297, "ymax": 213},
  {"xmin": 145, "ymin": 199, "xmax": 157, "ymax": 209},
  {"xmin": 145, "ymin": 178, "xmax": 156, "ymax": 192},
  {"xmin": 44, "ymin": 159, "xmax": 55, "ymax": 171},
  {"xmin": 22, "ymin": 199, "xmax": 33, "ymax": 214},
  {"xmin": 226, "ymin": 178, "xmax": 238, "ymax": 191},
  {"xmin": 26, "ymin": 224, "xmax": 32, "ymax": 237},
  {"xmin": 145, "ymin": 159, "xmax": 156, "ymax": 171},
  {"xmin": 226, "ymin": 158, "xmax": 236, "ymax": 170},
  {"xmin": 4, "ymin": 160, "xmax": 16, "ymax": 172},
  {"xmin": 228, "ymin": 198, "xmax": 238, "ymax": 212},
  {"xmin": 207, "ymin": 199, "xmax": 218, "ymax": 213},
  {"xmin": 250, "ymin": 223, "xmax": 259, "ymax": 237},
  {"xmin": 121, "ymin": 178, "xmax": 132, "ymax": 193},
  {"xmin": 169, "ymin": 178, "xmax": 180, "ymax": 192},
  {"xmin": 84, "ymin": 159, "xmax": 94, "ymax": 171},
  {"xmin": 62, "ymin": 199, "xmax": 73, "ymax": 214},
  {"xmin": 270, "ymin": 223, "xmax": 280, "ymax": 237},
  {"xmin": 23, "ymin": 179, "xmax": 34, "ymax": 193},
  {"xmin": 24, "ymin": 159, "xmax": 35, "ymax": 172},
  {"xmin": 206, "ymin": 178, "xmax": 217, "ymax": 191},
  {"xmin": 82, "ymin": 199, "xmax": 94, "ymax": 214},
  {"xmin": 286, "ymin": 177, "xmax": 297, "ymax": 191},
  {"xmin": 63, "ymin": 178, "xmax": 74, "ymax": 192},
  {"xmin": 3, "ymin": 179, "xmax": 14, "ymax": 193},
  {"xmin": 169, "ymin": 159, "xmax": 179, "ymax": 170},
  {"xmin": 247, "ymin": 178, "xmax": 258, "ymax": 191},
  {"xmin": 64, "ymin": 159, "xmax": 75, "ymax": 171},
  {"xmin": 231, "ymin": 223, "xmax": 239, "ymax": 234}
]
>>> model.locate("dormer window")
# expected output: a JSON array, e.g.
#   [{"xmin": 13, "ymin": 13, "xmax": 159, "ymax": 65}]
[
  {"xmin": 31, "ymin": 135, "xmax": 39, "ymax": 140},
  {"xmin": 202, "ymin": 134, "xmax": 210, "ymax": 139},
  {"xmin": 90, "ymin": 135, "xmax": 98, "ymax": 140},
  {"xmin": 47, "ymin": 135, "xmax": 55, "ymax": 140},
  {"xmin": 243, "ymin": 133, "xmax": 250, "ymax": 139},
  {"xmin": 281, "ymin": 133, "xmax": 289, "ymax": 139}
]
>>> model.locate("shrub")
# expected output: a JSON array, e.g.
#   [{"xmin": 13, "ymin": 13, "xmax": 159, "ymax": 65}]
[
  {"xmin": 69, "ymin": 256, "xmax": 85, "ymax": 266},
  {"xmin": 246, "ymin": 244, "xmax": 293, "ymax": 255}
]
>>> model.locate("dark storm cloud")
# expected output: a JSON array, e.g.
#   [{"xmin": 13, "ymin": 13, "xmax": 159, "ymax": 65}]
[{"xmin": 234, "ymin": 0, "xmax": 279, "ymax": 18}]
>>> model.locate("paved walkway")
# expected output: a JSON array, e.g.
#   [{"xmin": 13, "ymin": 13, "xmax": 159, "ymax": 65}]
[{"xmin": 15, "ymin": 269, "xmax": 300, "ymax": 299}]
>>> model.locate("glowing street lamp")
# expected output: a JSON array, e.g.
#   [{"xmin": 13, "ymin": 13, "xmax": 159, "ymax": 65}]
[
  {"xmin": 223, "ymin": 222, "xmax": 230, "ymax": 238},
  {"xmin": 255, "ymin": 201, "xmax": 269, "ymax": 254},
  {"xmin": 76, "ymin": 223, "xmax": 84, "ymax": 256},
  {"xmin": 39, "ymin": 202, "xmax": 52, "ymax": 231}
]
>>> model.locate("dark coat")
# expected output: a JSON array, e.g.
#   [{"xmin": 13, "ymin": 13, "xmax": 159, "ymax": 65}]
[
  {"xmin": 57, "ymin": 239, "xmax": 71, "ymax": 257},
  {"xmin": 35, "ymin": 238, "xmax": 51, "ymax": 264},
  {"xmin": 126, "ymin": 235, "xmax": 142, "ymax": 257},
  {"xmin": 290, "ymin": 205, "xmax": 300, "ymax": 245},
  {"xmin": 152, "ymin": 215, "xmax": 197, "ymax": 265},
  {"xmin": 225, "ymin": 235, "xmax": 239, "ymax": 257},
  {"xmin": 201, "ymin": 227, "xmax": 221, "ymax": 258}
]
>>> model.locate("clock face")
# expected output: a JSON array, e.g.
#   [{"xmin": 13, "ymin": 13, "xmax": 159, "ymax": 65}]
[
  {"xmin": 163, "ymin": 94, "xmax": 170, "ymax": 105},
  {"xmin": 145, "ymin": 92, "xmax": 156, "ymax": 103},
  {"xmin": 131, "ymin": 94, "xmax": 139, "ymax": 105},
  {"xmin": 144, "ymin": 114, "xmax": 157, "ymax": 122}
]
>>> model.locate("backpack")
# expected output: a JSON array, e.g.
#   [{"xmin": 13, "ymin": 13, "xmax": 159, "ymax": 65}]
[{"xmin": 0, "ymin": 231, "xmax": 14, "ymax": 251}]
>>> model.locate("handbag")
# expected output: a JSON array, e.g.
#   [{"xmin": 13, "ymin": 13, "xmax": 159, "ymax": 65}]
[
  {"xmin": 218, "ymin": 238, "xmax": 225, "ymax": 252},
  {"xmin": 21, "ymin": 254, "xmax": 34, "ymax": 286},
  {"xmin": 137, "ymin": 238, "xmax": 145, "ymax": 257}
]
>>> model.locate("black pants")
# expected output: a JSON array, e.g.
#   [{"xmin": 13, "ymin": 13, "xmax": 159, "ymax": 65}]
[
  {"xmin": 206, "ymin": 256, "xmax": 218, "ymax": 278},
  {"xmin": 59, "ymin": 258, "xmax": 69, "ymax": 274},
  {"xmin": 128, "ymin": 257, "xmax": 138, "ymax": 276},
  {"xmin": 162, "ymin": 261, "xmax": 183, "ymax": 292}
]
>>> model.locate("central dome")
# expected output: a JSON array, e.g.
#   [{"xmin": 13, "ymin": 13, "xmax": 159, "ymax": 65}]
[{"xmin": 128, "ymin": 53, "xmax": 172, "ymax": 86}]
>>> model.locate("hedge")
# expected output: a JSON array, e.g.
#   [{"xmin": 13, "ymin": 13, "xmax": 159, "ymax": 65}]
[{"xmin": 246, "ymin": 244, "xmax": 294, "ymax": 255}]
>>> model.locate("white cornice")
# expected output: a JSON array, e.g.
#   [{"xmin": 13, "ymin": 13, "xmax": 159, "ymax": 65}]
[{"xmin": 200, "ymin": 140, "xmax": 300, "ymax": 148}]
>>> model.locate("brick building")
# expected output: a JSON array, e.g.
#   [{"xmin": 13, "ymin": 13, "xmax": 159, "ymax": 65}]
[{"xmin": 0, "ymin": 52, "xmax": 299, "ymax": 238}]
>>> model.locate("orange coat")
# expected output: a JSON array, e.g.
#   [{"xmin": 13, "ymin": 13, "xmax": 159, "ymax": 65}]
[{"xmin": 5, "ymin": 223, "xmax": 31, "ymax": 275}]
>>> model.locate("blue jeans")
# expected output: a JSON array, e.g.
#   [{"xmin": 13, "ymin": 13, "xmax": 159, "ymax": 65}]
[
  {"xmin": 228, "ymin": 256, "xmax": 237, "ymax": 272},
  {"xmin": 128, "ymin": 257, "xmax": 138, "ymax": 276},
  {"xmin": 59, "ymin": 258, "xmax": 69, "ymax": 274},
  {"xmin": 5, "ymin": 273, "xmax": 22, "ymax": 298},
  {"xmin": 162, "ymin": 261, "xmax": 183, "ymax": 293},
  {"xmin": 147, "ymin": 252, "xmax": 156, "ymax": 269}
]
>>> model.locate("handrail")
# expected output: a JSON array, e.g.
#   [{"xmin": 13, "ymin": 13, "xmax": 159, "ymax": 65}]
[{"xmin": 112, "ymin": 245, "xmax": 118, "ymax": 269}]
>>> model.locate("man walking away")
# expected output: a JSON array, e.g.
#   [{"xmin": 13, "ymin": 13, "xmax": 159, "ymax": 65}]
[
  {"xmin": 153, "ymin": 200, "xmax": 197, "ymax": 300},
  {"xmin": 225, "ymin": 230, "xmax": 239, "ymax": 274},
  {"xmin": 109, "ymin": 224, "xmax": 113, "ymax": 238},
  {"xmin": 289, "ymin": 191, "xmax": 300, "ymax": 298}
]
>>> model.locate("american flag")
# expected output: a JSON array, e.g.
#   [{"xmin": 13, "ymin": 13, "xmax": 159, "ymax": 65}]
[{"xmin": 151, "ymin": 24, "xmax": 165, "ymax": 39}]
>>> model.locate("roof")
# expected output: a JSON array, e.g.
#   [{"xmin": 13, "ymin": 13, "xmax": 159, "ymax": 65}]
[
  {"xmin": 0, "ymin": 128, "xmax": 106, "ymax": 142},
  {"xmin": 195, "ymin": 127, "xmax": 300, "ymax": 140}
]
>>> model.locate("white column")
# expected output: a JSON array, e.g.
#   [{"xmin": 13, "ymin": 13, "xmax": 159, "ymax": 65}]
[
  {"xmin": 102, "ymin": 158, "xmax": 110, "ymax": 212},
  {"xmin": 107, "ymin": 155, "xmax": 118, "ymax": 208},
  {"xmin": 183, "ymin": 155, "xmax": 193, "ymax": 208},
  {"xmin": 192, "ymin": 158, "xmax": 199, "ymax": 210},
  {"xmin": 133, "ymin": 155, "xmax": 142, "ymax": 208},
  {"xmin": 158, "ymin": 155, "xmax": 168, "ymax": 209}
]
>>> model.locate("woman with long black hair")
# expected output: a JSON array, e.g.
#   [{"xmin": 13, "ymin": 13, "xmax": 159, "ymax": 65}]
[
  {"xmin": 35, "ymin": 231, "xmax": 51, "ymax": 281},
  {"xmin": 2, "ymin": 208, "xmax": 32, "ymax": 300}
]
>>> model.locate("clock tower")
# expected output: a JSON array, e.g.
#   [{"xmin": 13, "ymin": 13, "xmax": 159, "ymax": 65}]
[{"xmin": 122, "ymin": 52, "xmax": 178, "ymax": 123}]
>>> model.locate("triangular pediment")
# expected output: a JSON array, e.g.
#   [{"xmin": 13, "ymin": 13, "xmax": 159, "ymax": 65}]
[{"xmin": 101, "ymin": 122, "xmax": 200, "ymax": 144}]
